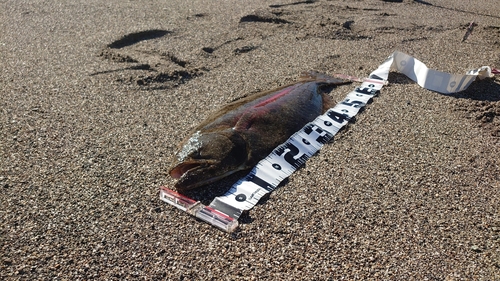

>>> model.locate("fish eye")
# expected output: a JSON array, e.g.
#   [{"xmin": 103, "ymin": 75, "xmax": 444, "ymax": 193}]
[{"xmin": 192, "ymin": 150, "xmax": 202, "ymax": 158}]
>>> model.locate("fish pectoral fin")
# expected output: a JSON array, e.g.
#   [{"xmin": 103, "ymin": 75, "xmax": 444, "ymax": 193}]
[
  {"xmin": 233, "ymin": 110, "xmax": 256, "ymax": 131},
  {"xmin": 321, "ymin": 93, "xmax": 336, "ymax": 113}
]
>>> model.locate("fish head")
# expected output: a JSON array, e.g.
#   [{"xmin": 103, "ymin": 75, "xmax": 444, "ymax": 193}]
[{"xmin": 169, "ymin": 130, "xmax": 248, "ymax": 190}]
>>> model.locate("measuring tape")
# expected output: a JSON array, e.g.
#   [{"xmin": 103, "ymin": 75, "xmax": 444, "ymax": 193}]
[{"xmin": 160, "ymin": 51, "xmax": 495, "ymax": 232}]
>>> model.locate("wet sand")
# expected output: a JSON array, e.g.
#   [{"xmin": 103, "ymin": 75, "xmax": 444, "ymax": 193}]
[{"xmin": 1, "ymin": 0, "xmax": 499, "ymax": 279}]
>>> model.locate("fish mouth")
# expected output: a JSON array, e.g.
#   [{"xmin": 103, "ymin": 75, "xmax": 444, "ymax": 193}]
[
  {"xmin": 169, "ymin": 160, "xmax": 246, "ymax": 191},
  {"xmin": 169, "ymin": 160, "xmax": 220, "ymax": 190},
  {"xmin": 169, "ymin": 162, "xmax": 202, "ymax": 179},
  {"xmin": 169, "ymin": 161, "xmax": 208, "ymax": 179}
]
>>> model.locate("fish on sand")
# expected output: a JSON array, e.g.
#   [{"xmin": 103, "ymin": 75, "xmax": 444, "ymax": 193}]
[{"xmin": 169, "ymin": 71, "xmax": 350, "ymax": 190}]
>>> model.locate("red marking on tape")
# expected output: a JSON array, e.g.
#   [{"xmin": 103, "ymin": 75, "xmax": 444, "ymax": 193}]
[{"xmin": 160, "ymin": 186, "xmax": 197, "ymax": 204}]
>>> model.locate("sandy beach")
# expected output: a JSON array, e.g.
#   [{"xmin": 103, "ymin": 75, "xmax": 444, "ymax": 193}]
[{"xmin": 1, "ymin": 0, "xmax": 499, "ymax": 279}]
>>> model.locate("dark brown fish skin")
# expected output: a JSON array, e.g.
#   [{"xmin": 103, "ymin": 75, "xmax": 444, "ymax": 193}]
[{"xmin": 169, "ymin": 72, "xmax": 349, "ymax": 191}]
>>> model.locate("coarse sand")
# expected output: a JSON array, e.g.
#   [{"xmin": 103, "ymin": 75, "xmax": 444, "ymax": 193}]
[{"xmin": 1, "ymin": 0, "xmax": 499, "ymax": 279}]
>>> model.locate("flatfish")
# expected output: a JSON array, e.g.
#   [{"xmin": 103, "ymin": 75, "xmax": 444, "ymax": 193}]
[{"xmin": 169, "ymin": 72, "xmax": 349, "ymax": 190}]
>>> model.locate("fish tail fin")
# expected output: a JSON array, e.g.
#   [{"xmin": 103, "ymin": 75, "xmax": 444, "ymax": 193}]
[{"xmin": 299, "ymin": 71, "xmax": 349, "ymax": 85}]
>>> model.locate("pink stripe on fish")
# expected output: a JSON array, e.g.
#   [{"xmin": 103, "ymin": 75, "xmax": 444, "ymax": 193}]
[
  {"xmin": 253, "ymin": 84, "xmax": 299, "ymax": 108},
  {"xmin": 233, "ymin": 84, "xmax": 301, "ymax": 131}
]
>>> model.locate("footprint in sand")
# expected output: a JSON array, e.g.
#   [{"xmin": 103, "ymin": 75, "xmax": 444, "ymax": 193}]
[{"xmin": 96, "ymin": 29, "xmax": 205, "ymax": 90}]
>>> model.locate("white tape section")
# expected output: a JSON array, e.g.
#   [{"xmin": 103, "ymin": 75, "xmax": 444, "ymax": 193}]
[{"xmin": 160, "ymin": 51, "xmax": 494, "ymax": 232}]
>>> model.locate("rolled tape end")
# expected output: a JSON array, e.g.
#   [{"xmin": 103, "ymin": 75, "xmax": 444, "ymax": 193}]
[{"xmin": 477, "ymin": 66, "xmax": 494, "ymax": 80}]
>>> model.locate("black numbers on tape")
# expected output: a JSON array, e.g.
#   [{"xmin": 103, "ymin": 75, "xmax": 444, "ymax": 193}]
[
  {"xmin": 303, "ymin": 124, "xmax": 333, "ymax": 144},
  {"xmin": 326, "ymin": 110, "xmax": 350, "ymax": 124},
  {"xmin": 275, "ymin": 142, "xmax": 309, "ymax": 169},
  {"xmin": 341, "ymin": 99, "xmax": 364, "ymax": 108},
  {"xmin": 355, "ymin": 86, "xmax": 378, "ymax": 96}
]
